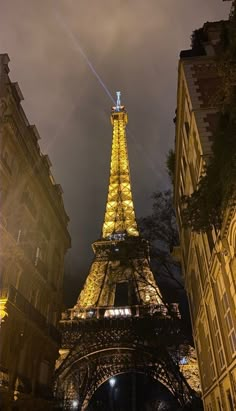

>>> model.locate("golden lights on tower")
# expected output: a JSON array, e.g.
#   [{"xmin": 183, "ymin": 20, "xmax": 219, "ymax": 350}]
[
  {"xmin": 102, "ymin": 92, "xmax": 139, "ymax": 239},
  {"xmin": 75, "ymin": 92, "xmax": 162, "ymax": 309}
]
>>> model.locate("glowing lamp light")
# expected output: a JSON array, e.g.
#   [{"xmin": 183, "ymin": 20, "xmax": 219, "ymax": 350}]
[
  {"xmin": 109, "ymin": 377, "xmax": 116, "ymax": 387},
  {"xmin": 72, "ymin": 400, "xmax": 78, "ymax": 408}
]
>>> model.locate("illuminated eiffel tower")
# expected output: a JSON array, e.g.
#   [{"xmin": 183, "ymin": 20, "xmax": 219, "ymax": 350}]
[
  {"xmin": 76, "ymin": 92, "xmax": 161, "ymax": 311},
  {"xmin": 55, "ymin": 93, "xmax": 200, "ymax": 410}
]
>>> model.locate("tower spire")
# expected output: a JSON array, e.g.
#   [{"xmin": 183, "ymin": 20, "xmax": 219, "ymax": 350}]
[
  {"xmin": 102, "ymin": 92, "xmax": 139, "ymax": 239},
  {"xmin": 116, "ymin": 90, "xmax": 121, "ymax": 110}
]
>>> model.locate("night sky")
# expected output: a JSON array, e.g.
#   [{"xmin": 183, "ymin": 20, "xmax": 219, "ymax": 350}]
[{"xmin": 0, "ymin": 1, "xmax": 230, "ymax": 305}]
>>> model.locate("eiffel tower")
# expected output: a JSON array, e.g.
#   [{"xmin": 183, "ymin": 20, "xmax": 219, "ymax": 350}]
[{"xmin": 55, "ymin": 93, "xmax": 199, "ymax": 410}]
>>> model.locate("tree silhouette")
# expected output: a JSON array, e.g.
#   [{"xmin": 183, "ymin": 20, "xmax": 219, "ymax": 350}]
[{"xmin": 138, "ymin": 190, "xmax": 184, "ymax": 301}]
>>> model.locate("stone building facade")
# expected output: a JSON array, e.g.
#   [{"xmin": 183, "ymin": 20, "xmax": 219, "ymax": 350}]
[
  {"xmin": 0, "ymin": 54, "xmax": 71, "ymax": 410},
  {"xmin": 174, "ymin": 20, "xmax": 236, "ymax": 411}
]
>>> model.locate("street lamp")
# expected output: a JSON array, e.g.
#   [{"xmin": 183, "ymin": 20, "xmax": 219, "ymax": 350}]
[
  {"xmin": 72, "ymin": 399, "xmax": 78, "ymax": 409},
  {"xmin": 109, "ymin": 377, "xmax": 116, "ymax": 388},
  {"xmin": 109, "ymin": 377, "xmax": 116, "ymax": 411}
]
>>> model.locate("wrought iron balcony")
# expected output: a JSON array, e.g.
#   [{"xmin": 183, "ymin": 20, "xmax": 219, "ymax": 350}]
[
  {"xmin": 62, "ymin": 303, "xmax": 181, "ymax": 321},
  {"xmin": 0, "ymin": 286, "xmax": 61, "ymax": 343},
  {"xmin": 18, "ymin": 243, "xmax": 49, "ymax": 281},
  {"xmin": 60, "ymin": 304, "xmax": 183, "ymax": 351}
]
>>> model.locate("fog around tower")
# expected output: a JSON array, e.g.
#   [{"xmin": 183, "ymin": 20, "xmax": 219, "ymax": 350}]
[{"xmin": 0, "ymin": 0, "xmax": 230, "ymax": 305}]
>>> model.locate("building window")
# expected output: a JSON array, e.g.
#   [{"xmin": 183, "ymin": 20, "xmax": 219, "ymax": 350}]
[
  {"xmin": 39, "ymin": 214, "xmax": 50, "ymax": 241},
  {"xmin": 190, "ymin": 270, "xmax": 201, "ymax": 320},
  {"xmin": 0, "ymin": 186, "xmax": 8, "ymax": 205},
  {"xmin": 1, "ymin": 150, "xmax": 12, "ymax": 175},
  {"xmin": 184, "ymin": 121, "xmax": 190, "ymax": 138},
  {"xmin": 192, "ymin": 131, "xmax": 201, "ymax": 175},
  {"xmin": 15, "ymin": 269, "xmax": 21, "ymax": 290},
  {"xmin": 212, "ymin": 315, "xmax": 225, "ymax": 369},
  {"xmin": 217, "ymin": 397, "xmax": 222, "ymax": 411},
  {"xmin": 207, "ymin": 334, "xmax": 216, "ymax": 381},
  {"xmin": 35, "ymin": 245, "xmax": 48, "ymax": 280},
  {"xmin": 198, "ymin": 321, "xmax": 216, "ymax": 387},
  {"xmin": 206, "ymin": 229, "xmax": 214, "ymax": 253},
  {"xmin": 180, "ymin": 170, "xmax": 185, "ymax": 196},
  {"xmin": 226, "ymin": 389, "xmax": 234, "ymax": 411},
  {"xmin": 189, "ymin": 161, "xmax": 197, "ymax": 189},
  {"xmin": 52, "ymin": 249, "xmax": 61, "ymax": 289},
  {"xmin": 195, "ymin": 243, "xmax": 206, "ymax": 285},
  {"xmin": 21, "ymin": 188, "xmax": 37, "ymax": 218},
  {"xmin": 35, "ymin": 245, "xmax": 47, "ymax": 263},
  {"xmin": 222, "ymin": 291, "xmax": 236, "ymax": 355},
  {"xmin": 182, "ymin": 154, "xmax": 187, "ymax": 173},
  {"xmin": 16, "ymin": 229, "xmax": 22, "ymax": 243},
  {"xmin": 195, "ymin": 339, "xmax": 205, "ymax": 383},
  {"xmin": 30, "ymin": 289, "xmax": 38, "ymax": 307},
  {"xmin": 0, "ymin": 265, "xmax": 5, "ymax": 288}
]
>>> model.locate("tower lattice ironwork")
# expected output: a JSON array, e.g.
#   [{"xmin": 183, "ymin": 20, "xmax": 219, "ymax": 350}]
[{"xmin": 55, "ymin": 93, "xmax": 201, "ymax": 410}]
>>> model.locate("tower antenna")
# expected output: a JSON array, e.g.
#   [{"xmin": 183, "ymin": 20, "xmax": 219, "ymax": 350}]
[{"xmin": 116, "ymin": 91, "xmax": 121, "ymax": 110}]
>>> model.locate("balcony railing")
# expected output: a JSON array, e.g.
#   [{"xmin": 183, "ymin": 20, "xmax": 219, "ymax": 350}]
[
  {"xmin": 1, "ymin": 286, "xmax": 61, "ymax": 344},
  {"xmin": 17, "ymin": 243, "xmax": 48, "ymax": 281},
  {"xmin": 62, "ymin": 303, "xmax": 181, "ymax": 321}
]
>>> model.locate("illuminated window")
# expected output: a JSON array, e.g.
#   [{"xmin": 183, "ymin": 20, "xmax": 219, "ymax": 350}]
[{"xmin": 104, "ymin": 308, "xmax": 131, "ymax": 318}]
